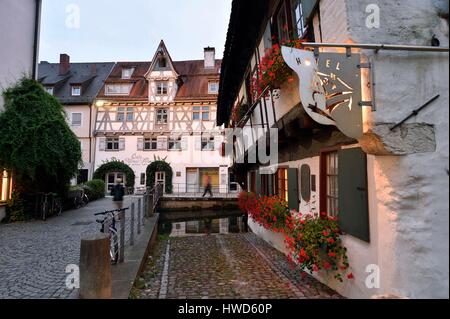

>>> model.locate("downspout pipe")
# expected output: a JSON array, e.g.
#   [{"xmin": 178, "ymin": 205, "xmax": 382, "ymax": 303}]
[{"xmin": 32, "ymin": 0, "xmax": 42, "ymax": 80}]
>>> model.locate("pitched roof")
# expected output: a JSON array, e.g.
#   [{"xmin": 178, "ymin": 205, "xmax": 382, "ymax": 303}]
[
  {"xmin": 97, "ymin": 59, "xmax": 222, "ymax": 101},
  {"xmin": 38, "ymin": 62, "xmax": 115, "ymax": 105}
]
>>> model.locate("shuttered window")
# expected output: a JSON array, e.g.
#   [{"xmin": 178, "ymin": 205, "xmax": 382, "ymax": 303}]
[
  {"xmin": 276, "ymin": 168, "xmax": 288, "ymax": 203},
  {"xmin": 338, "ymin": 148, "xmax": 370, "ymax": 242}
]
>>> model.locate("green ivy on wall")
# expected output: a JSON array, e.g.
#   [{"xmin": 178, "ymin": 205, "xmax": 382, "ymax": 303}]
[
  {"xmin": 146, "ymin": 157, "xmax": 173, "ymax": 194},
  {"xmin": 93, "ymin": 159, "xmax": 135, "ymax": 189}
]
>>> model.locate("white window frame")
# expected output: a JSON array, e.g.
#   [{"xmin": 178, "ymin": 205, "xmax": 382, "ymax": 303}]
[
  {"xmin": 156, "ymin": 81, "xmax": 168, "ymax": 95},
  {"xmin": 71, "ymin": 85, "xmax": 82, "ymax": 96},
  {"xmin": 71, "ymin": 112, "xmax": 82, "ymax": 126},
  {"xmin": 106, "ymin": 138, "xmax": 120, "ymax": 151},
  {"xmin": 156, "ymin": 108, "xmax": 168, "ymax": 124},
  {"xmin": 193, "ymin": 106, "xmax": 210, "ymax": 121},
  {"xmin": 105, "ymin": 84, "xmax": 133, "ymax": 96},
  {"xmin": 144, "ymin": 138, "xmax": 158, "ymax": 151},
  {"xmin": 45, "ymin": 87, "xmax": 54, "ymax": 95},
  {"xmin": 208, "ymin": 81, "xmax": 219, "ymax": 94},
  {"xmin": 121, "ymin": 67, "xmax": 135, "ymax": 79}
]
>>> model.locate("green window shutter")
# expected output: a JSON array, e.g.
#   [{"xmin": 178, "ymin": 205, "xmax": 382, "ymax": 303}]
[
  {"xmin": 338, "ymin": 148, "xmax": 370, "ymax": 243},
  {"xmin": 287, "ymin": 168, "xmax": 299, "ymax": 211},
  {"xmin": 255, "ymin": 172, "xmax": 262, "ymax": 194}
]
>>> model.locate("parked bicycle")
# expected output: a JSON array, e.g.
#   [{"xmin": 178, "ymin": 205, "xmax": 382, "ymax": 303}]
[
  {"xmin": 36, "ymin": 192, "xmax": 62, "ymax": 221},
  {"xmin": 74, "ymin": 188, "xmax": 89, "ymax": 209},
  {"xmin": 95, "ymin": 207, "xmax": 129, "ymax": 264}
]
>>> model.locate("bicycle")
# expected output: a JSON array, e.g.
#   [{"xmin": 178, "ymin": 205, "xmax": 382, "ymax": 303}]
[
  {"xmin": 41, "ymin": 193, "xmax": 62, "ymax": 221},
  {"xmin": 74, "ymin": 188, "xmax": 89, "ymax": 209},
  {"xmin": 95, "ymin": 207, "xmax": 129, "ymax": 264}
]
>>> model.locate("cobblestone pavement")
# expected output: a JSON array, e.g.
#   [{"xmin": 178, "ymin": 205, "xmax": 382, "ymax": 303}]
[
  {"xmin": 0, "ymin": 197, "xmax": 137, "ymax": 299},
  {"xmin": 135, "ymin": 233, "xmax": 342, "ymax": 299}
]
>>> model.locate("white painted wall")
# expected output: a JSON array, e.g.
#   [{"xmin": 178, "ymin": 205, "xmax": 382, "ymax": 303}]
[{"xmin": 0, "ymin": 0, "xmax": 39, "ymax": 110}]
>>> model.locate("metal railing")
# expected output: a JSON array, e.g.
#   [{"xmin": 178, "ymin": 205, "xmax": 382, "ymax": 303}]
[
  {"xmin": 96, "ymin": 195, "xmax": 148, "ymax": 264},
  {"xmin": 165, "ymin": 183, "xmax": 241, "ymax": 199}
]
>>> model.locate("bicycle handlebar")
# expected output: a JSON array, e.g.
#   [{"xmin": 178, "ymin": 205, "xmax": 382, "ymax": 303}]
[{"xmin": 94, "ymin": 207, "xmax": 129, "ymax": 216}]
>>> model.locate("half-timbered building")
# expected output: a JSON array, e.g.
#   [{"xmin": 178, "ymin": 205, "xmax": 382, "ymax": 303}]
[{"xmin": 94, "ymin": 41, "xmax": 231, "ymax": 194}]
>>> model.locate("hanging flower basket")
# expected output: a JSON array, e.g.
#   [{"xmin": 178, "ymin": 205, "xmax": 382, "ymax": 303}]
[{"xmin": 252, "ymin": 39, "xmax": 306, "ymax": 97}]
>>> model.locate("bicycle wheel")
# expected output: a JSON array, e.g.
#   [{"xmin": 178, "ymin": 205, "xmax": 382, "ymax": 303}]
[
  {"xmin": 42, "ymin": 201, "xmax": 47, "ymax": 221},
  {"xmin": 110, "ymin": 228, "xmax": 119, "ymax": 264},
  {"xmin": 54, "ymin": 199, "xmax": 62, "ymax": 216}
]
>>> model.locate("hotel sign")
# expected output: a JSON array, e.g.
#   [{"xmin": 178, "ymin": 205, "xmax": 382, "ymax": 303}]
[{"xmin": 282, "ymin": 46, "xmax": 363, "ymax": 139}]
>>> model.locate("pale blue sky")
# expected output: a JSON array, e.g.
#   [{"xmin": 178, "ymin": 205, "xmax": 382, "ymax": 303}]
[{"xmin": 39, "ymin": 0, "xmax": 232, "ymax": 63}]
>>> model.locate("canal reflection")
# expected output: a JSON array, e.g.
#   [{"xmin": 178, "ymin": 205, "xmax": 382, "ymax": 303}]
[{"xmin": 159, "ymin": 216, "xmax": 248, "ymax": 237}]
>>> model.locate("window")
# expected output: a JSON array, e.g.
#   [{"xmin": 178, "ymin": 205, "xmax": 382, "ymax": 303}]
[
  {"xmin": 106, "ymin": 138, "xmax": 120, "ymax": 151},
  {"xmin": 71, "ymin": 113, "xmax": 82, "ymax": 126},
  {"xmin": 0, "ymin": 170, "xmax": 12, "ymax": 202},
  {"xmin": 105, "ymin": 84, "xmax": 133, "ymax": 96},
  {"xmin": 323, "ymin": 151, "xmax": 339, "ymax": 217},
  {"xmin": 77, "ymin": 169, "xmax": 89, "ymax": 185},
  {"xmin": 156, "ymin": 108, "xmax": 168, "ymax": 124},
  {"xmin": 144, "ymin": 138, "xmax": 158, "ymax": 151},
  {"xmin": 140, "ymin": 173, "xmax": 146, "ymax": 186},
  {"xmin": 291, "ymin": 0, "xmax": 307, "ymax": 38},
  {"xmin": 121, "ymin": 68, "xmax": 134, "ymax": 79},
  {"xmin": 276, "ymin": 2, "xmax": 291, "ymax": 43},
  {"xmin": 168, "ymin": 137, "xmax": 182, "ymax": 151},
  {"xmin": 156, "ymin": 82, "xmax": 168, "ymax": 95},
  {"xmin": 117, "ymin": 107, "xmax": 134, "ymax": 122},
  {"xmin": 208, "ymin": 82, "xmax": 219, "ymax": 94},
  {"xmin": 193, "ymin": 106, "xmax": 210, "ymax": 121},
  {"xmin": 71, "ymin": 85, "xmax": 81, "ymax": 96},
  {"xmin": 45, "ymin": 87, "xmax": 54, "ymax": 95},
  {"xmin": 276, "ymin": 168, "xmax": 289, "ymax": 203},
  {"xmin": 158, "ymin": 58, "xmax": 167, "ymax": 68},
  {"xmin": 201, "ymin": 137, "xmax": 215, "ymax": 151}
]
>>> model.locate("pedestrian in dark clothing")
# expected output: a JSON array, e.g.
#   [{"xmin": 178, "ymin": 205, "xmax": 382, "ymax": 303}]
[
  {"xmin": 202, "ymin": 175, "xmax": 213, "ymax": 198},
  {"xmin": 111, "ymin": 178, "xmax": 125, "ymax": 210}
]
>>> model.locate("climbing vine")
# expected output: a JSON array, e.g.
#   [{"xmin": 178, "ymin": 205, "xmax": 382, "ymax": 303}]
[
  {"xmin": 146, "ymin": 157, "xmax": 173, "ymax": 193},
  {"xmin": 0, "ymin": 78, "xmax": 81, "ymax": 199},
  {"xmin": 93, "ymin": 159, "xmax": 135, "ymax": 188}
]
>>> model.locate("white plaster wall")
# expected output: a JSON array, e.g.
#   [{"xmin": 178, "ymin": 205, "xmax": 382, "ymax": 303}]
[
  {"xmin": 0, "ymin": 0, "xmax": 38, "ymax": 110},
  {"xmin": 94, "ymin": 135, "xmax": 231, "ymax": 190}
]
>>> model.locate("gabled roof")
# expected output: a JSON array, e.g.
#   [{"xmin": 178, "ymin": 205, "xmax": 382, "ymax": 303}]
[
  {"xmin": 38, "ymin": 62, "xmax": 115, "ymax": 105},
  {"xmin": 145, "ymin": 40, "xmax": 178, "ymax": 78}
]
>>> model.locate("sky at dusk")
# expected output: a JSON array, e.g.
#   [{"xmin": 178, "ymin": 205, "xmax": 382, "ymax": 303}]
[{"xmin": 39, "ymin": 0, "xmax": 232, "ymax": 63}]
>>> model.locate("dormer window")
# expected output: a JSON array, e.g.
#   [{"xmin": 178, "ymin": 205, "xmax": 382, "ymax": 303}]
[
  {"xmin": 71, "ymin": 85, "xmax": 81, "ymax": 96},
  {"xmin": 156, "ymin": 81, "xmax": 168, "ymax": 95},
  {"xmin": 122, "ymin": 68, "xmax": 135, "ymax": 79},
  {"xmin": 45, "ymin": 86, "xmax": 54, "ymax": 95},
  {"xmin": 105, "ymin": 83, "xmax": 133, "ymax": 96},
  {"xmin": 208, "ymin": 81, "xmax": 219, "ymax": 94},
  {"xmin": 158, "ymin": 58, "xmax": 167, "ymax": 68}
]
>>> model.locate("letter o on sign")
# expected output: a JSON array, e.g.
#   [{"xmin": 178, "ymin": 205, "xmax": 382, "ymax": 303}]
[{"xmin": 300, "ymin": 164, "xmax": 311, "ymax": 202}]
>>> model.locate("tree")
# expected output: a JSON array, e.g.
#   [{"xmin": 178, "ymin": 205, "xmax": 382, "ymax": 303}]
[{"xmin": 0, "ymin": 78, "xmax": 82, "ymax": 197}]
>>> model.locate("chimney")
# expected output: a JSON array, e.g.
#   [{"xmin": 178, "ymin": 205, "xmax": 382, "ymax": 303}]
[
  {"xmin": 59, "ymin": 54, "xmax": 70, "ymax": 75},
  {"xmin": 204, "ymin": 47, "xmax": 215, "ymax": 69},
  {"xmin": 90, "ymin": 63, "xmax": 97, "ymax": 75}
]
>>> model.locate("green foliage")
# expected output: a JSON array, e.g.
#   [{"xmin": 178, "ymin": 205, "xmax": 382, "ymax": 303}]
[
  {"xmin": 93, "ymin": 159, "xmax": 135, "ymax": 188},
  {"xmin": 0, "ymin": 78, "xmax": 82, "ymax": 195},
  {"xmin": 3, "ymin": 192, "xmax": 31, "ymax": 223},
  {"xmin": 146, "ymin": 157, "xmax": 173, "ymax": 193},
  {"xmin": 83, "ymin": 179, "xmax": 106, "ymax": 201}
]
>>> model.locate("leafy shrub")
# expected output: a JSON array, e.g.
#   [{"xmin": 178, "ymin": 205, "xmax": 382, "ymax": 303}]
[
  {"xmin": 3, "ymin": 192, "xmax": 31, "ymax": 223},
  {"xmin": 84, "ymin": 179, "xmax": 106, "ymax": 201},
  {"xmin": 93, "ymin": 159, "xmax": 135, "ymax": 189}
]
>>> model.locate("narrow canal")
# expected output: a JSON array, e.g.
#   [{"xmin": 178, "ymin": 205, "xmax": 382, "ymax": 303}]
[{"xmin": 131, "ymin": 214, "xmax": 342, "ymax": 299}]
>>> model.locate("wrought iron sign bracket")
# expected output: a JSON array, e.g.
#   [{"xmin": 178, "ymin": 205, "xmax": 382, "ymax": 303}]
[{"xmin": 358, "ymin": 60, "xmax": 377, "ymax": 111}]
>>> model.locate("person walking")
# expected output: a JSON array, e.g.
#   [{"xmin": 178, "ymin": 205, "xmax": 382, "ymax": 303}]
[
  {"xmin": 202, "ymin": 175, "xmax": 213, "ymax": 198},
  {"xmin": 111, "ymin": 178, "xmax": 125, "ymax": 210}
]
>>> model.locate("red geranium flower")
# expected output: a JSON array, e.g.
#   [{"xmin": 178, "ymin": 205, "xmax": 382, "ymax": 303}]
[{"xmin": 347, "ymin": 273, "xmax": 354, "ymax": 279}]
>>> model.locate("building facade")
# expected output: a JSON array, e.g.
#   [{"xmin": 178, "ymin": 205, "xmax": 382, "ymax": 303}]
[
  {"xmin": 217, "ymin": 0, "xmax": 449, "ymax": 298},
  {"xmin": 94, "ymin": 41, "xmax": 232, "ymax": 194},
  {"xmin": 0, "ymin": 0, "xmax": 42, "ymax": 221},
  {"xmin": 38, "ymin": 55, "xmax": 115, "ymax": 183}
]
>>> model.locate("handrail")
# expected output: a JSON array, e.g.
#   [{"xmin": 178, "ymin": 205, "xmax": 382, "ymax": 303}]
[
  {"xmin": 301, "ymin": 42, "xmax": 449, "ymax": 52},
  {"xmin": 236, "ymin": 86, "xmax": 271, "ymax": 128}
]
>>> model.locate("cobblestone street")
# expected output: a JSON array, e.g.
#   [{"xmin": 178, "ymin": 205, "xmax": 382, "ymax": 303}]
[
  {"xmin": 135, "ymin": 233, "xmax": 342, "ymax": 299},
  {"xmin": 0, "ymin": 197, "xmax": 136, "ymax": 299}
]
